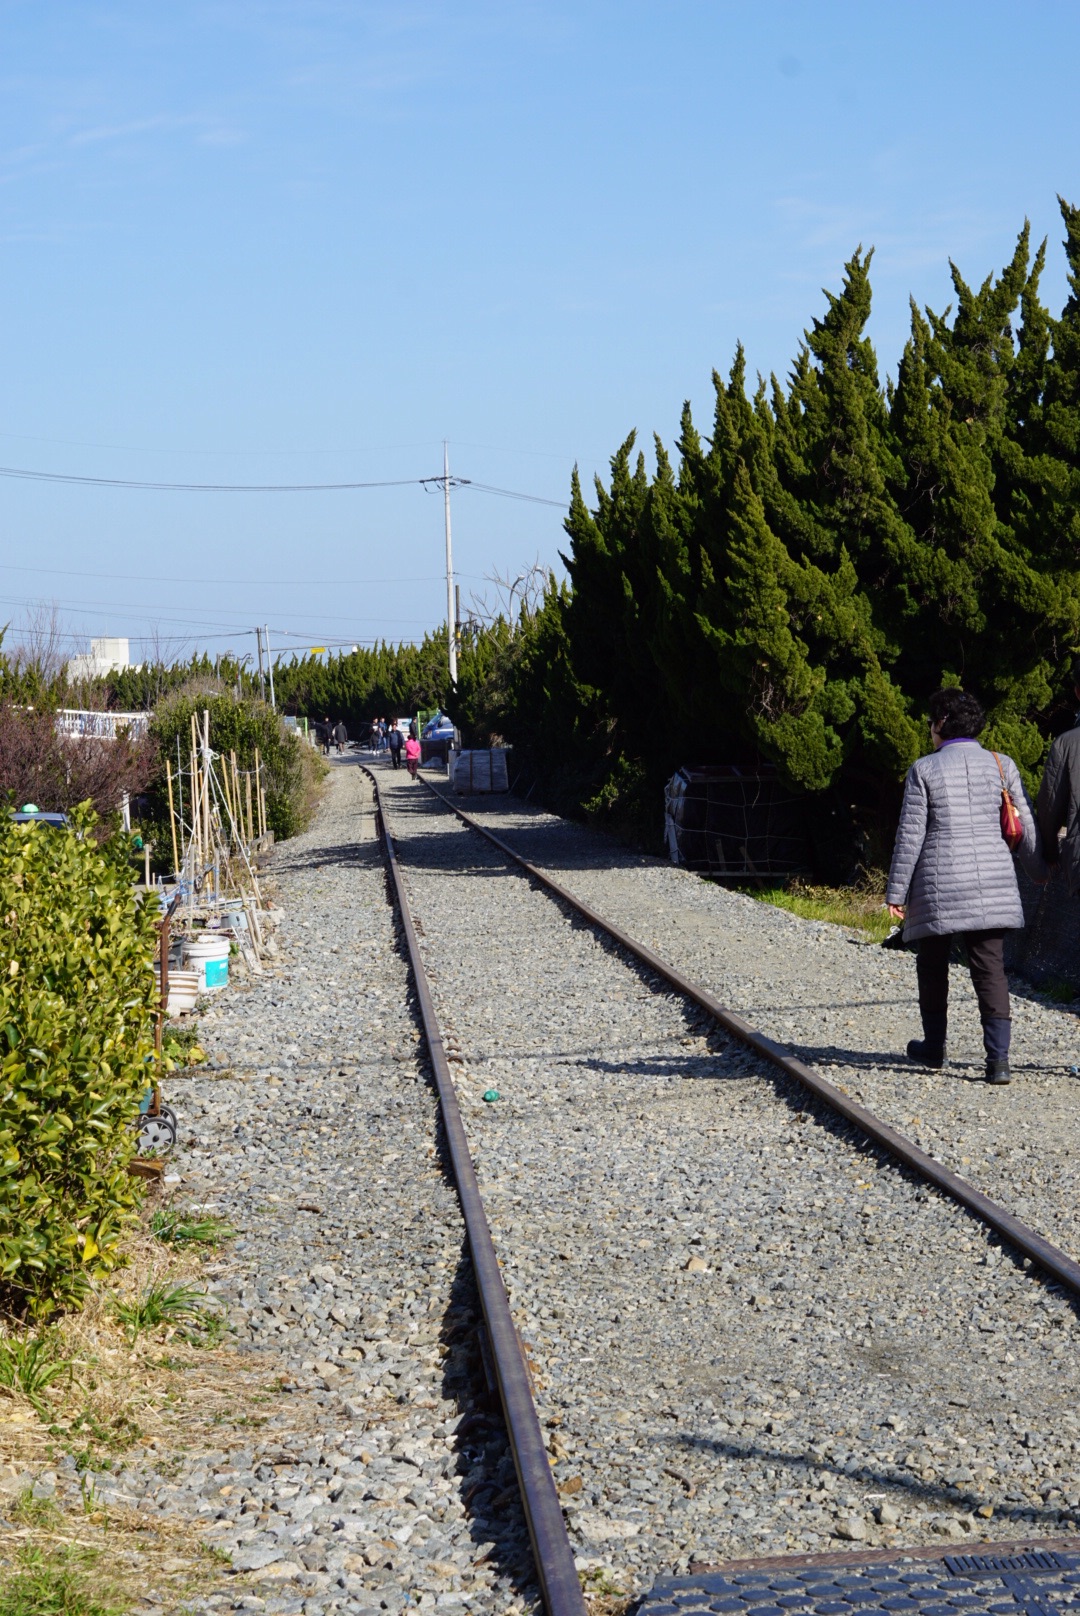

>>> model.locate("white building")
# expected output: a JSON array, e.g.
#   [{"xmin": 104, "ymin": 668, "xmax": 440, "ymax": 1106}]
[{"xmin": 67, "ymin": 637, "xmax": 136, "ymax": 681}]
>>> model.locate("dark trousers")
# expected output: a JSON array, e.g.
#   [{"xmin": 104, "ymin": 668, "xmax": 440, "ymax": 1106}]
[
  {"xmin": 916, "ymin": 929, "xmax": 1010, "ymax": 1026},
  {"xmin": 390, "ymin": 749, "xmax": 401, "ymax": 769}
]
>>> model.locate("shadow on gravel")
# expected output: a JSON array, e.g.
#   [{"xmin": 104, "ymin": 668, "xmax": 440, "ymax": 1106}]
[
  {"xmin": 788, "ymin": 1041, "xmax": 1068, "ymax": 1082},
  {"xmin": 369, "ymin": 825, "xmax": 545, "ymax": 1609},
  {"xmin": 666, "ymin": 1428, "xmax": 1076, "ymax": 1534},
  {"xmin": 577, "ymin": 1052, "xmax": 755, "ymax": 1082},
  {"xmin": 390, "ymin": 783, "xmax": 656, "ymax": 871},
  {"xmin": 782, "ymin": 1045, "xmax": 918, "ymax": 1071},
  {"xmin": 436, "ymin": 1247, "xmax": 541, "ymax": 1609},
  {"xmin": 273, "ymin": 839, "xmax": 384, "ymax": 874}
]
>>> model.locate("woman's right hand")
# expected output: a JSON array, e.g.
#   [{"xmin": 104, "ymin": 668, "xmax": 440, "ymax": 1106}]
[{"xmin": 887, "ymin": 904, "xmax": 905, "ymax": 921}]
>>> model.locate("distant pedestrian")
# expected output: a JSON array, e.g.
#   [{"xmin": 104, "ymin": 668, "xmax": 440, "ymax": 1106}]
[
  {"xmin": 320, "ymin": 716, "xmax": 332, "ymax": 757},
  {"xmin": 388, "ymin": 722, "xmax": 404, "ymax": 770},
  {"xmin": 1037, "ymin": 657, "xmax": 1080, "ymax": 897},
  {"xmin": 886, "ymin": 687, "xmax": 1045, "ymax": 1084},
  {"xmin": 333, "ymin": 720, "xmax": 348, "ymax": 754},
  {"xmin": 404, "ymin": 734, "xmax": 421, "ymax": 781}
]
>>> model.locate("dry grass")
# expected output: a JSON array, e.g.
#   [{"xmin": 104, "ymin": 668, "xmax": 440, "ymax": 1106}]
[{"xmin": 0, "ymin": 1204, "xmax": 278, "ymax": 1614}]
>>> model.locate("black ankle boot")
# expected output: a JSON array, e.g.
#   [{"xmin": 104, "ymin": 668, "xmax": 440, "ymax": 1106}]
[
  {"xmin": 907, "ymin": 1037, "xmax": 946, "ymax": 1068},
  {"xmin": 907, "ymin": 1012, "xmax": 947, "ymax": 1068},
  {"xmin": 985, "ymin": 1057, "xmax": 1011, "ymax": 1085}
]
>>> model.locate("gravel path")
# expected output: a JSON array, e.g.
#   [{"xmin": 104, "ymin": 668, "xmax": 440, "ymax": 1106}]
[
  {"xmin": 378, "ymin": 767, "xmax": 1080, "ymax": 1593},
  {"xmin": 428, "ymin": 784, "xmax": 1080, "ymax": 1267},
  {"xmin": 128, "ymin": 763, "xmax": 540, "ymax": 1616}
]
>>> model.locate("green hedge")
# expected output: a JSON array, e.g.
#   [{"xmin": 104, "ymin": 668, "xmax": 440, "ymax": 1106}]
[
  {"xmin": 149, "ymin": 691, "xmax": 323, "ymax": 844},
  {"xmin": 0, "ymin": 806, "xmax": 157, "ymax": 1316}
]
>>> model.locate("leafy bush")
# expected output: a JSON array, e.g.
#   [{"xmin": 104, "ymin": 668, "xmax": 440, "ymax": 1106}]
[
  {"xmin": 149, "ymin": 690, "xmax": 323, "ymax": 844},
  {"xmin": 0, "ymin": 806, "xmax": 158, "ymax": 1316}
]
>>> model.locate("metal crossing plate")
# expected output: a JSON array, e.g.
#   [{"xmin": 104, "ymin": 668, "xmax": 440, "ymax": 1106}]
[{"xmin": 640, "ymin": 1548, "xmax": 1080, "ymax": 1616}]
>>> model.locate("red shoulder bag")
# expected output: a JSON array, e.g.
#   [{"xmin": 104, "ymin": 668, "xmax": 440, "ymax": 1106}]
[{"xmin": 992, "ymin": 752, "xmax": 1024, "ymax": 851}]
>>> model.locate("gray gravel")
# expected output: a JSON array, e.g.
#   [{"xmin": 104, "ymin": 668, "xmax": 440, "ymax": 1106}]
[
  {"xmin": 429, "ymin": 785, "xmax": 1080, "ymax": 1261},
  {"xmin": 70, "ymin": 763, "xmax": 540, "ymax": 1616},
  {"xmin": 378, "ymin": 768, "xmax": 1080, "ymax": 1592}
]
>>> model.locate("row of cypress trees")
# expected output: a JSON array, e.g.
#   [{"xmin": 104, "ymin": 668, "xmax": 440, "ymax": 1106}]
[
  {"xmin": 481, "ymin": 200, "xmax": 1080, "ymax": 857},
  {"xmin": 9, "ymin": 204, "xmax": 1077, "ymax": 865}
]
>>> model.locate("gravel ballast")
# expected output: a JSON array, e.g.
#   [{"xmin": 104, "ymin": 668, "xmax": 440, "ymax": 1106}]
[
  {"xmin": 31, "ymin": 760, "xmax": 1080, "ymax": 1616},
  {"xmin": 428, "ymin": 782, "xmax": 1080, "ymax": 1261},
  {"xmin": 377, "ymin": 767, "xmax": 1080, "ymax": 1592},
  {"xmin": 101, "ymin": 763, "xmax": 539, "ymax": 1616}
]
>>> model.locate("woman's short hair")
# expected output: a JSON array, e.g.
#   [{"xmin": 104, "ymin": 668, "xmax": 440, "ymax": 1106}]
[{"xmin": 928, "ymin": 686, "xmax": 985, "ymax": 740}]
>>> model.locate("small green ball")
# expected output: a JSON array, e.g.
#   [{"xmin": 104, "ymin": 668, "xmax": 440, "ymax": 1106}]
[{"xmin": 482, "ymin": 1089, "xmax": 500, "ymax": 1103}]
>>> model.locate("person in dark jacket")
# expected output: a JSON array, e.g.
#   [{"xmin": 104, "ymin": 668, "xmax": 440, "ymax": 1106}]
[
  {"xmin": 886, "ymin": 687, "xmax": 1044, "ymax": 1084},
  {"xmin": 1037, "ymin": 658, "xmax": 1080, "ymax": 897},
  {"xmin": 388, "ymin": 721, "xmax": 404, "ymax": 770},
  {"xmin": 333, "ymin": 720, "xmax": 348, "ymax": 754}
]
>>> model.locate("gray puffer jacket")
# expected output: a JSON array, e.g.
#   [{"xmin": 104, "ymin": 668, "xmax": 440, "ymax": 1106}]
[{"xmin": 886, "ymin": 740, "xmax": 1043, "ymax": 940}]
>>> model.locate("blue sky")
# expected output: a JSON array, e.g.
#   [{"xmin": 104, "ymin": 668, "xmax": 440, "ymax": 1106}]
[{"xmin": 1, "ymin": 0, "xmax": 1077, "ymax": 666}]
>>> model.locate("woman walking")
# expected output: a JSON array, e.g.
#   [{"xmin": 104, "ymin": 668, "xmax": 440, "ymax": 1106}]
[
  {"xmin": 404, "ymin": 733, "xmax": 421, "ymax": 781},
  {"xmin": 886, "ymin": 687, "xmax": 1044, "ymax": 1085}
]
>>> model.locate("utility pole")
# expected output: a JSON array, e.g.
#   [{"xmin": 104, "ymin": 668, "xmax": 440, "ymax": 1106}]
[
  {"xmin": 443, "ymin": 440, "xmax": 457, "ymax": 685},
  {"xmin": 255, "ymin": 626, "xmax": 265, "ymax": 698},
  {"xmin": 263, "ymin": 624, "xmax": 276, "ymax": 710}
]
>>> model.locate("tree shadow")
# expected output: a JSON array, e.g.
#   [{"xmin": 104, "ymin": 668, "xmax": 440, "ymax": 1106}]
[
  {"xmin": 273, "ymin": 839, "xmax": 384, "ymax": 873},
  {"xmin": 664, "ymin": 1427, "xmax": 1076, "ymax": 1534},
  {"xmin": 434, "ymin": 1246, "xmax": 542, "ymax": 1610}
]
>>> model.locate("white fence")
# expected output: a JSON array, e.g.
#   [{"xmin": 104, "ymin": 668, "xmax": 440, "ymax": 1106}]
[{"xmin": 55, "ymin": 708, "xmax": 152, "ymax": 741}]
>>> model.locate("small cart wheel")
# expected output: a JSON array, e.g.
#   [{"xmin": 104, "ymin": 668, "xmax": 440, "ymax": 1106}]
[{"xmin": 136, "ymin": 1108, "xmax": 177, "ymax": 1155}]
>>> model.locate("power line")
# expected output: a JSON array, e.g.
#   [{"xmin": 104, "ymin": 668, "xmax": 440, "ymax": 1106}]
[
  {"xmin": 0, "ymin": 560, "xmax": 446, "ymax": 588},
  {"xmin": 0, "ymin": 589, "xmax": 437, "ymax": 628},
  {"xmin": 0, "ymin": 432, "xmax": 443, "ymax": 457},
  {"xmin": 0, "ymin": 596, "xmax": 255, "ymax": 634},
  {"xmin": 0, "ymin": 466, "xmax": 425, "ymax": 493},
  {"xmin": 460, "ymin": 481, "xmax": 566, "ymax": 508},
  {"xmin": 0, "ymin": 462, "xmax": 567, "ymax": 502}
]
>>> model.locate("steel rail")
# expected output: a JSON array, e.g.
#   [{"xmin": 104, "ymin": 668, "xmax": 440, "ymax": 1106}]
[
  {"xmin": 423, "ymin": 778, "xmax": 1080, "ymax": 1304},
  {"xmin": 360, "ymin": 768, "xmax": 587, "ymax": 1616}
]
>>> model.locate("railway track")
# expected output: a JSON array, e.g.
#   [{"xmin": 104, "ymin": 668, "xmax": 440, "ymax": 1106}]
[
  {"xmin": 362, "ymin": 763, "xmax": 1080, "ymax": 1615},
  {"xmin": 422, "ymin": 779, "xmax": 1080, "ymax": 1300}
]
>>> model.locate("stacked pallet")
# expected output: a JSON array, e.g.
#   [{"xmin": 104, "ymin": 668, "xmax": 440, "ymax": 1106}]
[{"xmin": 451, "ymin": 748, "xmax": 510, "ymax": 794}]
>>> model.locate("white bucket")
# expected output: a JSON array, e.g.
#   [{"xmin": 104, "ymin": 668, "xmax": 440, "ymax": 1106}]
[
  {"xmin": 155, "ymin": 966, "xmax": 199, "ymax": 1015},
  {"xmin": 182, "ymin": 934, "xmax": 231, "ymax": 993}
]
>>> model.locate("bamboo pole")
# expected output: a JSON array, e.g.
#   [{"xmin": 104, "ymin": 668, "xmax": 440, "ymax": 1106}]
[
  {"xmin": 228, "ymin": 751, "xmax": 239, "ymax": 839},
  {"xmin": 202, "ymin": 709, "xmax": 212, "ymax": 871},
  {"xmin": 209, "ymin": 763, "xmax": 262, "ymax": 916},
  {"xmin": 254, "ymin": 749, "xmax": 265, "ymax": 837},
  {"xmin": 245, "ymin": 770, "xmax": 254, "ymax": 845},
  {"xmin": 220, "ymin": 751, "xmax": 236, "ymax": 846},
  {"xmin": 165, "ymin": 760, "xmax": 180, "ymax": 875},
  {"xmin": 189, "ymin": 716, "xmax": 201, "ymax": 877}
]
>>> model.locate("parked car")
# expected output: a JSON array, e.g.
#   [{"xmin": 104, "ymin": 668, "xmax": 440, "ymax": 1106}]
[
  {"xmin": 421, "ymin": 713, "xmax": 456, "ymax": 767},
  {"xmin": 10, "ymin": 804, "xmax": 69, "ymax": 827}
]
